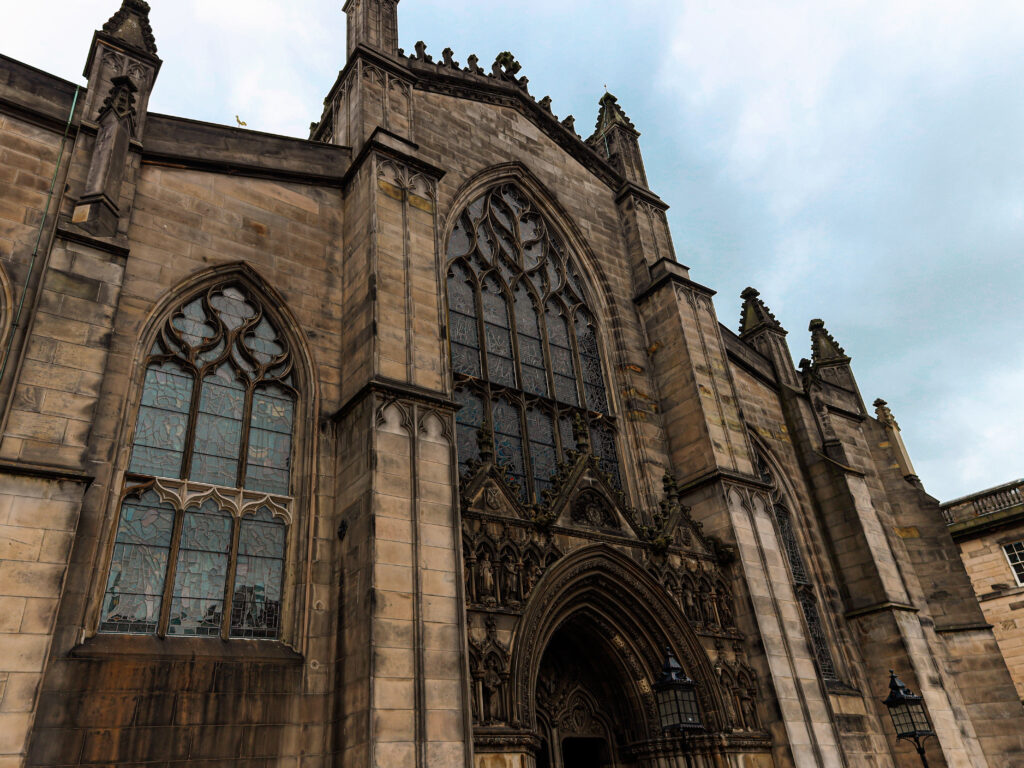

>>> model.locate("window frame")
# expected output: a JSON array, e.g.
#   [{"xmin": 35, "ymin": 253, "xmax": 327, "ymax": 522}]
[
  {"xmin": 1004, "ymin": 541, "xmax": 1024, "ymax": 588},
  {"xmin": 99, "ymin": 279, "xmax": 301, "ymax": 643},
  {"xmin": 444, "ymin": 183, "xmax": 620, "ymax": 503}
]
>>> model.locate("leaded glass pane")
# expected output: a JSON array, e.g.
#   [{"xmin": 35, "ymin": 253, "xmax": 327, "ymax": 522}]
[
  {"xmin": 796, "ymin": 586, "xmax": 839, "ymax": 681},
  {"xmin": 558, "ymin": 413, "xmax": 576, "ymax": 457},
  {"xmin": 575, "ymin": 311, "xmax": 609, "ymax": 414},
  {"xmin": 515, "ymin": 285, "xmax": 548, "ymax": 398},
  {"xmin": 210, "ymin": 286, "xmax": 257, "ymax": 331},
  {"xmin": 190, "ymin": 364, "xmax": 245, "ymax": 487},
  {"xmin": 546, "ymin": 303, "xmax": 579, "ymax": 407},
  {"xmin": 100, "ymin": 491, "xmax": 176, "ymax": 634},
  {"xmin": 482, "ymin": 279, "xmax": 516, "ymax": 388},
  {"xmin": 448, "ymin": 264, "xmax": 482, "ymax": 378},
  {"xmin": 129, "ymin": 361, "xmax": 194, "ymax": 478},
  {"xmin": 526, "ymin": 407, "xmax": 557, "ymax": 503},
  {"xmin": 590, "ymin": 425, "xmax": 621, "ymax": 489},
  {"xmin": 231, "ymin": 507, "xmax": 286, "ymax": 638},
  {"xmin": 244, "ymin": 317, "xmax": 285, "ymax": 365},
  {"xmin": 245, "ymin": 385, "xmax": 295, "ymax": 495},
  {"xmin": 172, "ymin": 298, "xmax": 215, "ymax": 348},
  {"xmin": 455, "ymin": 387, "xmax": 485, "ymax": 476},
  {"xmin": 167, "ymin": 500, "xmax": 232, "ymax": 636},
  {"xmin": 493, "ymin": 397, "xmax": 527, "ymax": 499}
]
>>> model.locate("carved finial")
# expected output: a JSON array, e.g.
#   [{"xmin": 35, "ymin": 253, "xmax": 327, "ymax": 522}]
[
  {"xmin": 538, "ymin": 96, "xmax": 553, "ymax": 114},
  {"xmin": 102, "ymin": 0, "xmax": 158, "ymax": 57},
  {"xmin": 466, "ymin": 54, "xmax": 484, "ymax": 75},
  {"xmin": 874, "ymin": 398, "xmax": 900, "ymax": 430},
  {"xmin": 493, "ymin": 51, "xmax": 523, "ymax": 79},
  {"xmin": 561, "ymin": 115, "xmax": 578, "ymax": 135},
  {"xmin": 739, "ymin": 287, "xmax": 785, "ymax": 337},
  {"xmin": 478, "ymin": 421, "xmax": 494, "ymax": 464},
  {"xmin": 413, "ymin": 41, "xmax": 433, "ymax": 63},
  {"xmin": 663, "ymin": 473, "xmax": 681, "ymax": 507},
  {"xmin": 572, "ymin": 414, "xmax": 591, "ymax": 454},
  {"xmin": 589, "ymin": 91, "xmax": 638, "ymax": 141},
  {"xmin": 99, "ymin": 75, "xmax": 138, "ymax": 123},
  {"xmin": 442, "ymin": 47, "xmax": 459, "ymax": 69},
  {"xmin": 809, "ymin": 319, "xmax": 850, "ymax": 365}
]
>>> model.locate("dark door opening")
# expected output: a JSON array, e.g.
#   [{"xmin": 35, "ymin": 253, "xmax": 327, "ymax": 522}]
[{"xmin": 561, "ymin": 736, "xmax": 610, "ymax": 768}]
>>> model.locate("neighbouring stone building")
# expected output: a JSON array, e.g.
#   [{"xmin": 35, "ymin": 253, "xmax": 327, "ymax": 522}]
[
  {"xmin": 941, "ymin": 479, "xmax": 1024, "ymax": 703},
  {"xmin": 0, "ymin": 1, "xmax": 1022, "ymax": 766}
]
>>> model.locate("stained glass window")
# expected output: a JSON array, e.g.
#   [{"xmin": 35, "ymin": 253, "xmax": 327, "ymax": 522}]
[
  {"xmin": 231, "ymin": 507, "xmax": 285, "ymax": 638},
  {"xmin": 445, "ymin": 184, "xmax": 621, "ymax": 503},
  {"xmin": 100, "ymin": 491, "xmax": 175, "ymax": 634},
  {"xmin": 103, "ymin": 282, "xmax": 296, "ymax": 640}
]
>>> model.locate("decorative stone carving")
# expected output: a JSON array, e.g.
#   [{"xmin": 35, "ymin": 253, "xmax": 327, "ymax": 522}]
[
  {"xmin": 570, "ymin": 488, "xmax": 619, "ymax": 531},
  {"xmin": 470, "ymin": 616, "xmax": 511, "ymax": 726}
]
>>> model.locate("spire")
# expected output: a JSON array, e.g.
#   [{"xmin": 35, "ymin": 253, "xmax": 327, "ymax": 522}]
[
  {"xmin": 739, "ymin": 287, "xmax": 785, "ymax": 337},
  {"xmin": 738, "ymin": 289, "xmax": 800, "ymax": 389},
  {"xmin": 589, "ymin": 92, "xmax": 638, "ymax": 140},
  {"xmin": 101, "ymin": 0, "xmax": 158, "ymax": 58},
  {"xmin": 874, "ymin": 399, "xmax": 918, "ymax": 480},
  {"xmin": 587, "ymin": 92, "xmax": 648, "ymax": 187},
  {"xmin": 809, "ymin": 319, "xmax": 850, "ymax": 365}
]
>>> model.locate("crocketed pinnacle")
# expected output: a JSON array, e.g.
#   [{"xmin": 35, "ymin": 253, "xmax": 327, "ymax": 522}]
[
  {"xmin": 809, "ymin": 319, "xmax": 850, "ymax": 365},
  {"xmin": 739, "ymin": 287, "xmax": 785, "ymax": 337},
  {"xmin": 102, "ymin": 0, "xmax": 158, "ymax": 57},
  {"xmin": 588, "ymin": 92, "xmax": 638, "ymax": 142}
]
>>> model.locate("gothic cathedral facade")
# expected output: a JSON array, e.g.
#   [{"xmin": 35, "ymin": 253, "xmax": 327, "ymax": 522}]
[{"xmin": 0, "ymin": 2, "xmax": 1022, "ymax": 767}]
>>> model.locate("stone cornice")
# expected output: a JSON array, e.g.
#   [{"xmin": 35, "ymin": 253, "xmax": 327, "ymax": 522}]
[
  {"xmin": 633, "ymin": 259, "xmax": 716, "ymax": 305},
  {"xmin": 341, "ymin": 127, "xmax": 446, "ymax": 192},
  {"xmin": 844, "ymin": 601, "xmax": 919, "ymax": 620},
  {"xmin": 330, "ymin": 377, "xmax": 460, "ymax": 425},
  {"xmin": 56, "ymin": 224, "xmax": 131, "ymax": 259},
  {"xmin": 0, "ymin": 460, "xmax": 93, "ymax": 485}
]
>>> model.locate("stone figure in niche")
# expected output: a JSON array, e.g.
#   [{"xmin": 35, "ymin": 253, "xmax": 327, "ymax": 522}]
[
  {"xmin": 483, "ymin": 658, "xmax": 504, "ymax": 723},
  {"xmin": 702, "ymin": 590, "xmax": 717, "ymax": 628},
  {"xmin": 502, "ymin": 554, "xmax": 520, "ymax": 606},
  {"xmin": 524, "ymin": 561, "xmax": 541, "ymax": 597},
  {"xmin": 741, "ymin": 695, "xmax": 759, "ymax": 731},
  {"xmin": 719, "ymin": 595, "xmax": 734, "ymax": 628},
  {"xmin": 478, "ymin": 553, "xmax": 496, "ymax": 605},
  {"xmin": 684, "ymin": 587, "xmax": 700, "ymax": 624}
]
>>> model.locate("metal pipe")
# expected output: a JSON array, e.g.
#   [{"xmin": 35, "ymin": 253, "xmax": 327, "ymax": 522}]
[{"xmin": 0, "ymin": 85, "xmax": 80, "ymax": 388}]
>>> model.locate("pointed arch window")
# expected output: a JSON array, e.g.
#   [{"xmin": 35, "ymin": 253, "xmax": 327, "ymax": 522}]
[
  {"xmin": 101, "ymin": 283, "xmax": 296, "ymax": 639},
  {"xmin": 754, "ymin": 451, "xmax": 839, "ymax": 683},
  {"xmin": 446, "ymin": 184, "xmax": 619, "ymax": 503}
]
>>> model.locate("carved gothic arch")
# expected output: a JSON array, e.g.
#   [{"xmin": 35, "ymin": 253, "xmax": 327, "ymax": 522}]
[
  {"xmin": 508, "ymin": 544, "xmax": 729, "ymax": 738},
  {"xmin": 443, "ymin": 161, "xmax": 619, "ymax": 335},
  {"xmin": 86, "ymin": 261, "xmax": 320, "ymax": 653}
]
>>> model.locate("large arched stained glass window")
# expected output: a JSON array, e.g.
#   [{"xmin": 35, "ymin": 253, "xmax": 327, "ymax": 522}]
[
  {"xmin": 101, "ymin": 283, "xmax": 295, "ymax": 640},
  {"xmin": 447, "ymin": 184, "xmax": 619, "ymax": 503}
]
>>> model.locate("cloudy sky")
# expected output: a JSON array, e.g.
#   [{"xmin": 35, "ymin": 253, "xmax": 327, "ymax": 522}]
[{"xmin": 4, "ymin": 1, "xmax": 1022, "ymax": 501}]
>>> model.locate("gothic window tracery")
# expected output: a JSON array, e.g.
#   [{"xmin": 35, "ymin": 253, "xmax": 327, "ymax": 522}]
[
  {"xmin": 101, "ymin": 283, "xmax": 295, "ymax": 640},
  {"xmin": 447, "ymin": 184, "xmax": 619, "ymax": 502},
  {"xmin": 754, "ymin": 450, "xmax": 839, "ymax": 683}
]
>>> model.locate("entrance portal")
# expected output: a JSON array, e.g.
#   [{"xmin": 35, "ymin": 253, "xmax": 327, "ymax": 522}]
[
  {"xmin": 534, "ymin": 616, "xmax": 642, "ymax": 768},
  {"xmin": 562, "ymin": 737, "xmax": 611, "ymax": 768}
]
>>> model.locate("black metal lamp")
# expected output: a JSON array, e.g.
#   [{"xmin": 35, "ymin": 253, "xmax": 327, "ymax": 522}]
[
  {"xmin": 882, "ymin": 670, "xmax": 934, "ymax": 767},
  {"xmin": 654, "ymin": 647, "xmax": 702, "ymax": 732}
]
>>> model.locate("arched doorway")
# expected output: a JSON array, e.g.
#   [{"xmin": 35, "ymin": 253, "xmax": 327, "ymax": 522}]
[
  {"xmin": 506, "ymin": 545, "xmax": 730, "ymax": 768},
  {"xmin": 534, "ymin": 614, "xmax": 642, "ymax": 768}
]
